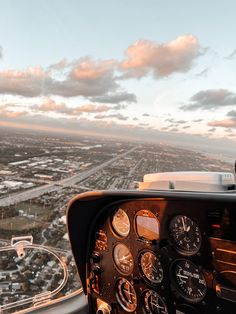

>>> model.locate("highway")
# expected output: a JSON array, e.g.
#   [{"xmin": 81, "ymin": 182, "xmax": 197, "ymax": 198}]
[{"xmin": 0, "ymin": 146, "xmax": 137, "ymax": 207}]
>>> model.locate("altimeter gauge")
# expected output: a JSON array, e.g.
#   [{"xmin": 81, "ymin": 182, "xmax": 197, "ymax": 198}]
[
  {"xmin": 139, "ymin": 250, "xmax": 163, "ymax": 284},
  {"xmin": 169, "ymin": 215, "xmax": 202, "ymax": 256},
  {"xmin": 172, "ymin": 259, "xmax": 207, "ymax": 302},
  {"xmin": 143, "ymin": 290, "xmax": 168, "ymax": 314},
  {"xmin": 111, "ymin": 208, "xmax": 130, "ymax": 238},
  {"xmin": 116, "ymin": 278, "xmax": 137, "ymax": 312},
  {"xmin": 113, "ymin": 243, "xmax": 134, "ymax": 275}
]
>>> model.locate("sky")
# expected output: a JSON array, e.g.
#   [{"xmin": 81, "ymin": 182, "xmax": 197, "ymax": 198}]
[{"xmin": 0, "ymin": 0, "xmax": 236, "ymax": 155}]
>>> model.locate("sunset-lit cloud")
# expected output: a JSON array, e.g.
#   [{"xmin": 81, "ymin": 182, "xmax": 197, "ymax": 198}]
[
  {"xmin": 34, "ymin": 98, "xmax": 111, "ymax": 116},
  {"xmin": 208, "ymin": 119, "xmax": 236, "ymax": 128},
  {"xmin": 119, "ymin": 35, "xmax": 202, "ymax": 78}
]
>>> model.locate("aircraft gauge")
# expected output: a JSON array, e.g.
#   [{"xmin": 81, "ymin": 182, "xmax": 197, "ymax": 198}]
[
  {"xmin": 169, "ymin": 215, "xmax": 201, "ymax": 256},
  {"xmin": 139, "ymin": 250, "xmax": 163, "ymax": 285},
  {"xmin": 143, "ymin": 290, "xmax": 168, "ymax": 314},
  {"xmin": 111, "ymin": 208, "xmax": 130, "ymax": 238},
  {"xmin": 172, "ymin": 259, "xmax": 207, "ymax": 303},
  {"xmin": 113, "ymin": 243, "xmax": 134, "ymax": 275},
  {"xmin": 116, "ymin": 278, "xmax": 137, "ymax": 312}
]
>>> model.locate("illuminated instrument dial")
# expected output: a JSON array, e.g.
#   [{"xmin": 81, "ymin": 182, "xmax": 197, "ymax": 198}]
[
  {"xmin": 116, "ymin": 278, "xmax": 137, "ymax": 312},
  {"xmin": 172, "ymin": 259, "xmax": 207, "ymax": 302},
  {"xmin": 111, "ymin": 208, "xmax": 130, "ymax": 238},
  {"xmin": 113, "ymin": 243, "xmax": 133, "ymax": 275},
  {"xmin": 169, "ymin": 215, "xmax": 201, "ymax": 256},
  {"xmin": 139, "ymin": 251, "xmax": 163, "ymax": 284},
  {"xmin": 143, "ymin": 290, "xmax": 168, "ymax": 314}
]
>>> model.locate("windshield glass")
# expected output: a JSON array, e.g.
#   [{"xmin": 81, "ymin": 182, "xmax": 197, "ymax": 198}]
[{"xmin": 0, "ymin": 1, "xmax": 236, "ymax": 313}]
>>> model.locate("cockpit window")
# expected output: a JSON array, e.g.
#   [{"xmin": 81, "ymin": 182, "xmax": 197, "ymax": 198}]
[{"xmin": 0, "ymin": 0, "xmax": 236, "ymax": 313}]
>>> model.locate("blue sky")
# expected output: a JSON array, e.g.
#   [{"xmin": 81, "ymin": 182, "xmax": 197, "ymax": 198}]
[{"xmin": 0, "ymin": 0, "xmax": 236, "ymax": 152}]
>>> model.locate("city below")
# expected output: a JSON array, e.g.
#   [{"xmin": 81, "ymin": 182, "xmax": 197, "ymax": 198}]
[{"xmin": 0, "ymin": 127, "xmax": 233, "ymax": 313}]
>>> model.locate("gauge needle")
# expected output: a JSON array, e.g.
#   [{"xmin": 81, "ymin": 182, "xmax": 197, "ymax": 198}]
[
  {"xmin": 119, "ymin": 254, "xmax": 131, "ymax": 261},
  {"xmin": 176, "ymin": 273, "xmax": 188, "ymax": 279},
  {"xmin": 150, "ymin": 302, "xmax": 166, "ymax": 310},
  {"xmin": 182, "ymin": 217, "xmax": 187, "ymax": 231}
]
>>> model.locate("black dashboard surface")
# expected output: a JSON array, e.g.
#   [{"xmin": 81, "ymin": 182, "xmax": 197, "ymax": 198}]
[{"xmin": 67, "ymin": 190, "xmax": 236, "ymax": 314}]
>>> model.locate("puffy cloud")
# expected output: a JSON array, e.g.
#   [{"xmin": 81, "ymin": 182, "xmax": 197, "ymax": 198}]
[
  {"xmin": 119, "ymin": 35, "xmax": 202, "ymax": 78},
  {"xmin": 0, "ymin": 59, "xmax": 119, "ymax": 98},
  {"xmin": 181, "ymin": 89, "xmax": 236, "ymax": 111},
  {"xmin": 71, "ymin": 58, "xmax": 116, "ymax": 80},
  {"xmin": 35, "ymin": 98, "xmax": 69, "ymax": 113},
  {"xmin": 34, "ymin": 98, "xmax": 110, "ymax": 115},
  {"xmin": 0, "ymin": 36, "xmax": 204, "ymax": 99},
  {"xmin": 208, "ymin": 119, "xmax": 236, "ymax": 128},
  {"xmin": 90, "ymin": 91, "xmax": 136, "ymax": 104},
  {"xmin": 0, "ymin": 105, "xmax": 26, "ymax": 118},
  {"xmin": 74, "ymin": 104, "xmax": 110, "ymax": 114},
  {"xmin": 0, "ymin": 67, "xmax": 49, "ymax": 97}
]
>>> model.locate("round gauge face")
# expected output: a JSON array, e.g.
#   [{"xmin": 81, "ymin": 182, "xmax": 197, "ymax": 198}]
[
  {"xmin": 172, "ymin": 259, "xmax": 207, "ymax": 302},
  {"xmin": 113, "ymin": 243, "xmax": 134, "ymax": 275},
  {"xmin": 143, "ymin": 290, "xmax": 168, "ymax": 314},
  {"xmin": 111, "ymin": 208, "xmax": 130, "ymax": 238},
  {"xmin": 139, "ymin": 251, "xmax": 163, "ymax": 284},
  {"xmin": 116, "ymin": 278, "xmax": 137, "ymax": 312},
  {"xmin": 169, "ymin": 215, "xmax": 202, "ymax": 256}
]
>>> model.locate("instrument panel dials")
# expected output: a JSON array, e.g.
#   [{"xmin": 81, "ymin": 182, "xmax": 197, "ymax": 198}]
[
  {"xmin": 143, "ymin": 290, "xmax": 168, "ymax": 314},
  {"xmin": 169, "ymin": 215, "xmax": 202, "ymax": 256},
  {"xmin": 113, "ymin": 243, "xmax": 134, "ymax": 275},
  {"xmin": 116, "ymin": 278, "xmax": 137, "ymax": 312},
  {"xmin": 172, "ymin": 259, "xmax": 207, "ymax": 303},
  {"xmin": 139, "ymin": 250, "xmax": 163, "ymax": 285},
  {"xmin": 111, "ymin": 208, "xmax": 130, "ymax": 238}
]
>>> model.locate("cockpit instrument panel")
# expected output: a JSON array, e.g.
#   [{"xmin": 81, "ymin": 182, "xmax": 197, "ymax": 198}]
[{"xmin": 67, "ymin": 191, "xmax": 236, "ymax": 313}]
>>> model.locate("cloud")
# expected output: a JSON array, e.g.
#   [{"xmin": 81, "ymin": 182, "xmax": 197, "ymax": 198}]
[
  {"xmin": 192, "ymin": 118, "xmax": 203, "ymax": 122},
  {"xmin": 165, "ymin": 118, "xmax": 187, "ymax": 124},
  {"xmin": 90, "ymin": 91, "xmax": 136, "ymax": 104},
  {"xmin": 0, "ymin": 67, "xmax": 49, "ymax": 97},
  {"xmin": 226, "ymin": 49, "xmax": 236, "ymax": 60},
  {"xmin": 119, "ymin": 35, "xmax": 203, "ymax": 78},
  {"xmin": 48, "ymin": 58, "xmax": 68, "ymax": 70},
  {"xmin": 182, "ymin": 125, "xmax": 190, "ymax": 129},
  {"xmin": 0, "ymin": 46, "xmax": 2, "ymax": 59},
  {"xmin": 195, "ymin": 67, "xmax": 209, "ymax": 77},
  {"xmin": 169, "ymin": 127, "xmax": 179, "ymax": 132},
  {"xmin": 208, "ymin": 119, "xmax": 236, "ymax": 128},
  {"xmin": 35, "ymin": 98, "xmax": 69, "ymax": 113},
  {"xmin": 0, "ymin": 36, "xmax": 204, "ymax": 99},
  {"xmin": 208, "ymin": 127, "xmax": 216, "ymax": 132},
  {"xmin": 227, "ymin": 110, "xmax": 236, "ymax": 118},
  {"xmin": 142, "ymin": 113, "xmax": 150, "ymax": 117},
  {"xmin": 0, "ymin": 105, "xmax": 26, "ymax": 118},
  {"xmin": 181, "ymin": 89, "xmax": 236, "ymax": 111},
  {"xmin": 0, "ymin": 59, "xmax": 119, "ymax": 98},
  {"xmin": 34, "ymin": 98, "xmax": 111, "ymax": 116},
  {"xmin": 94, "ymin": 113, "xmax": 128, "ymax": 121}
]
